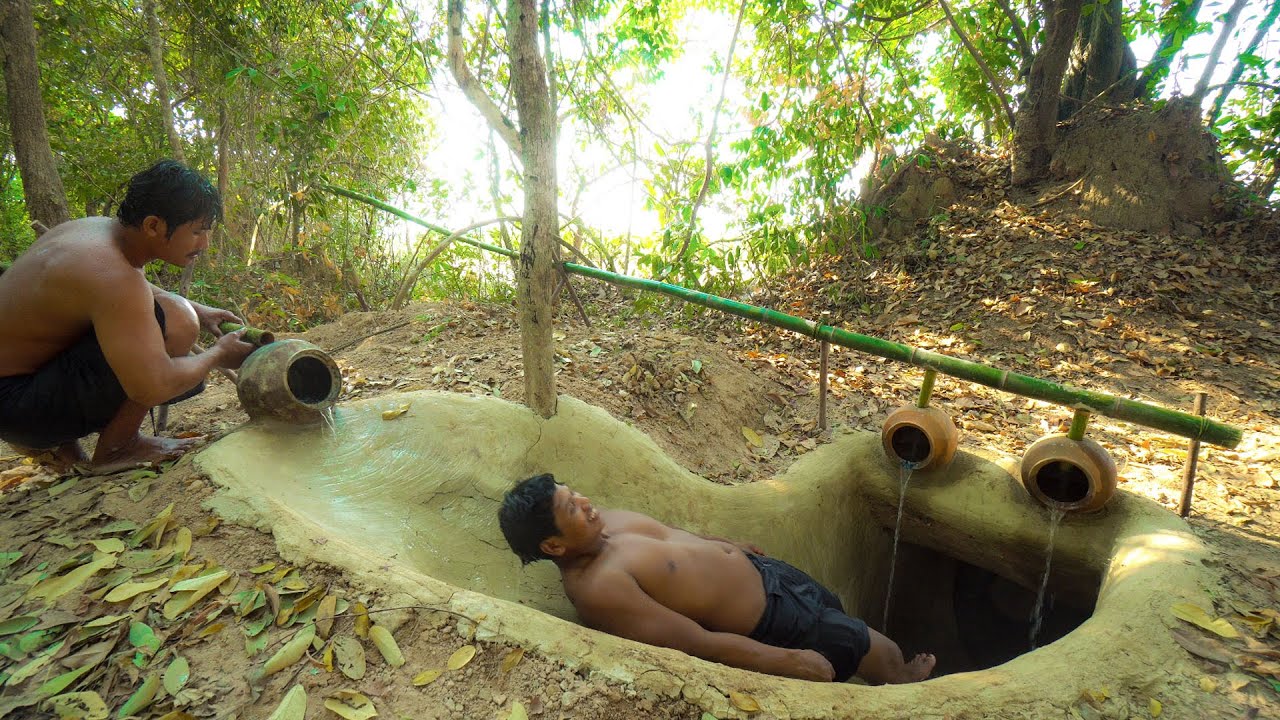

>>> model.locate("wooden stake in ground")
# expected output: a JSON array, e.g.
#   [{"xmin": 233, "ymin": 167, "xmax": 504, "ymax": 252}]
[
  {"xmin": 818, "ymin": 341, "xmax": 830, "ymax": 431},
  {"xmin": 1178, "ymin": 392, "xmax": 1209, "ymax": 518}
]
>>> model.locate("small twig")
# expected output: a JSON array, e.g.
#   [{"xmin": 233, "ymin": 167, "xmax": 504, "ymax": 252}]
[
  {"xmin": 561, "ymin": 268, "xmax": 591, "ymax": 328},
  {"xmin": 1031, "ymin": 177, "xmax": 1086, "ymax": 207},
  {"xmin": 328, "ymin": 321, "xmax": 412, "ymax": 355}
]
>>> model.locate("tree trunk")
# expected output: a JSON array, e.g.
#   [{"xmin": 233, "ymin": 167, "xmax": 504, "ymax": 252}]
[
  {"xmin": 1133, "ymin": 0, "xmax": 1204, "ymax": 99},
  {"xmin": 1209, "ymin": 0, "xmax": 1279, "ymax": 125},
  {"xmin": 0, "ymin": 0, "xmax": 70, "ymax": 229},
  {"xmin": 144, "ymin": 0, "xmax": 184, "ymax": 163},
  {"xmin": 507, "ymin": 0, "xmax": 559, "ymax": 418},
  {"xmin": 1191, "ymin": 0, "xmax": 1250, "ymax": 101},
  {"xmin": 1011, "ymin": 0, "xmax": 1084, "ymax": 186},
  {"xmin": 1060, "ymin": 0, "xmax": 1135, "ymax": 118}
]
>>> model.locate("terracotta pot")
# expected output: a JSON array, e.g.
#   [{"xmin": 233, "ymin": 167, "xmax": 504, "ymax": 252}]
[
  {"xmin": 880, "ymin": 406, "xmax": 960, "ymax": 471},
  {"xmin": 236, "ymin": 339, "xmax": 342, "ymax": 423},
  {"xmin": 1019, "ymin": 435, "xmax": 1117, "ymax": 513}
]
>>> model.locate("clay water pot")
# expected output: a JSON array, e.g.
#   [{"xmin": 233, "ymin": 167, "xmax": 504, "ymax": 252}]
[
  {"xmin": 1019, "ymin": 435, "xmax": 1117, "ymax": 513},
  {"xmin": 880, "ymin": 406, "xmax": 960, "ymax": 471},
  {"xmin": 236, "ymin": 339, "xmax": 342, "ymax": 423}
]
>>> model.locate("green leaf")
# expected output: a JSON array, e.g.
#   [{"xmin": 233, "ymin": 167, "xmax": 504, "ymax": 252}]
[
  {"xmin": 0, "ymin": 552, "xmax": 23, "ymax": 569},
  {"xmin": 0, "ymin": 616, "xmax": 38, "ymax": 636}
]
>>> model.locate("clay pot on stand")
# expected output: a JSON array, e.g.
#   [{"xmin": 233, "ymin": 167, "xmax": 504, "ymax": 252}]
[
  {"xmin": 236, "ymin": 339, "xmax": 342, "ymax": 424},
  {"xmin": 881, "ymin": 406, "xmax": 960, "ymax": 471},
  {"xmin": 1019, "ymin": 435, "xmax": 1117, "ymax": 513}
]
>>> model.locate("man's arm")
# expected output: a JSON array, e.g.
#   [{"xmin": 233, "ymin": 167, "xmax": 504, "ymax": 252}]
[
  {"xmin": 574, "ymin": 569, "xmax": 832, "ymax": 681},
  {"xmin": 91, "ymin": 270, "xmax": 245, "ymax": 406}
]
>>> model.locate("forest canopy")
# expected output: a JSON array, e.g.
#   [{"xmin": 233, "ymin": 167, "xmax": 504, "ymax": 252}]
[{"xmin": 2, "ymin": 0, "xmax": 1277, "ymax": 314}]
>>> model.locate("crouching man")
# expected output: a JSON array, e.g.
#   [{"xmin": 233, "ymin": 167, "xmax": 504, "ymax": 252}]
[
  {"xmin": 498, "ymin": 473, "xmax": 935, "ymax": 683},
  {"xmin": 0, "ymin": 160, "xmax": 255, "ymax": 471}
]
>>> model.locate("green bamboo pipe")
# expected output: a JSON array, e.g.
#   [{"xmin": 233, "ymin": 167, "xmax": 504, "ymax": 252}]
[
  {"xmin": 219, "ymin": 322, "xmax": 275, "ymax": 347},
  {"xmin": 1067, "ymin": 408, "xmax": 1091, "ymax": 441},
  {"xmin": 322, "ymin": 185, "xmax": 1244, "ymax": 449},
  {"xmin": 916, "ymin": 369, "xmax": 938, "ymax": 409}
]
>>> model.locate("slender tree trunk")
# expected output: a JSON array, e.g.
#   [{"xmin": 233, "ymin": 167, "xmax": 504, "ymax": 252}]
[
  {"xmin": 1133, "ymin": 0, "xmax": 1204, "ymax": 98},
  {"xmin": 1191, "ymin": 0, "xmax": 1250, "ymax": 102},
  {"xmin": 144, "ymin": 0, "xmax": 184, "ymax": 163},
  {"xmin": 0, "ymin": 0, "xmax": 70, "ymax": 229},
  {"xmin": 1209, "ymin": 0, "xmax": 1279, "ymax": 125},
  {"xmin": 508, "ymin": 0, "xmax": 559, "ymax": 418},
  {"xmin": 1011, "ymin": 0, "xmax": 1084, "ymax": 186}
]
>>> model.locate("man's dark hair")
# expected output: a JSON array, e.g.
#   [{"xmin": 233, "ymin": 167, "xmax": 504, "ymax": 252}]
[
  {"xmin": 499, "ymin": 474, "xmax": 560, "ymax": 565},
  {"xmin": 117, "ymin": 160, "xmax": 222, "ymax": 236}
]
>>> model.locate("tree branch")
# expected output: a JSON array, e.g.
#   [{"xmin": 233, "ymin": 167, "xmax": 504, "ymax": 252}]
[
  {"xmin": 1134, "ymin": 0, "xmax": 1204, "ymax": 98},
  {"xmin": 448, "ymin": 0, "xmax": 522, "ymax": 155},
  {"xmin": 1208, "ymin": 0, "xmax": 1279, "ymax": 124},
  {"xmin": 938, "ymin": 0, "xmax": 1015, "ymax": 129},
  {"xmin": 672, "ymin": 0, "xmax": 748, "ymax": 266},
  {"xmin": 1192, "ymin": 0, "xmax": 1249, "ymax": 101},
  {"xmin": 992, "ymin": 0, "xmax": 1032, "ymax": 63},
  {"xmin": 392, "ymin": 215, "xmax": 523, "ymax": 309}
]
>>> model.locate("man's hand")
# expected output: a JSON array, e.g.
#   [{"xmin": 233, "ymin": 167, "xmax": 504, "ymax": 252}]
[
  {"xmin": 787, "ymin": 649, "xmax": 835, "ymax": 682},
  {"xmin": 211, "ymin": 329, "xmax": 256, "ymax": 369},
  {"xmin": 191, "ymin": 301, "xmax": 243, "ymax": 338}
]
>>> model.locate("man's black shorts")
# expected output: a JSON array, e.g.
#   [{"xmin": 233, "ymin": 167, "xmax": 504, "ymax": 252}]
[
  {"xmin": 0, "ymin": 301, "xmax": 204, "ymax": 448},
  {"xmin": 747, "ymin": 553, "xmax": 871, "ymax": 682}
]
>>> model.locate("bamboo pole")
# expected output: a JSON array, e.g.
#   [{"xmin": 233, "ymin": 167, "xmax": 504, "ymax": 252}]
[
  {"xmin": 321, "ymin": 185, "xmax": 1244, "ymax": 450},
  {"xmin": 917, "ymin": 369, "xmax": 938, "ymax": 409},
  {"xmin": 818, "ymin": 341, "xmax": 829, "ymax": 431},
  {"xmin": 1178, "ymin": 392, "xmax": 1209, "ymax": 517},
  {"xmin": 219, "ymin": 322, "xmax": 275, "ymax": 347},
  {"xmin": 1067, "ymin": 408, "xmax": 1091, "ymax": 441}
]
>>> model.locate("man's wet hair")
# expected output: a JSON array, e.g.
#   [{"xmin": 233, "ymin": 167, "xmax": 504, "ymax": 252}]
[
  {"xmin": 117, "ymin": 160, "xmax": 222, "ymax": 236},
  {"xmin": 499, "ymin": 474, "xmax": 560, "ymax": 565}
]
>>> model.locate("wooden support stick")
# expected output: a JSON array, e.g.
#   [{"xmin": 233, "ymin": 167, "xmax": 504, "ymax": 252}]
[
  {"xmin": 818, "ymin": 341, "xmax": 830, "ymax": 431},
  {"xmin": 1178, "ymin": 392, "xmax": 1209, "ymax": 518}
]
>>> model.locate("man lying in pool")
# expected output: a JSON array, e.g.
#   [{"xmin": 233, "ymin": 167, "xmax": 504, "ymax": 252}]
[{"xmin": 498, "ymin": 474, "xmax": 935, "ymax": 683}]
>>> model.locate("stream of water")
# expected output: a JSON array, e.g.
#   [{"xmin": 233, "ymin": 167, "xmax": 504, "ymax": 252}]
[
  {"xmin": 321, "ymin": 405, "xmax": 338, "ymax": 439},
  {"xmin": 1029, "ymin": 507, "xmax": 1066, "ymax": 649},
  {"xmin": 882, "ymin": 459, "xmax": 916, "ymax": 632}
]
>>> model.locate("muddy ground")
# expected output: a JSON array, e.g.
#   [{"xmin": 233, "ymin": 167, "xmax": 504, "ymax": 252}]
[{"xmin": 2, "ymin": 155, "xmax": 1279, "ymax": 718}]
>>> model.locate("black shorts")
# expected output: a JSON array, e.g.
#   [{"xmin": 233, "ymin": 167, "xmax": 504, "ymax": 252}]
[
  {"xmin": 0, "ymin": 300, "xmax": 204, "ymax": 448},
  {"xmin": 747, "ymin": 554, "xmax": 871, "ymax": 682}
]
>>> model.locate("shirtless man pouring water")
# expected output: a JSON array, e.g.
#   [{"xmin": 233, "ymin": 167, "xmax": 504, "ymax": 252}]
[
  {"xmin": 0, "ymin": 160, "xmax": 254, "ymax": 471},
  {"xmin": 499, "ymin": 473, "xmax": 936, "ymax": 683}
]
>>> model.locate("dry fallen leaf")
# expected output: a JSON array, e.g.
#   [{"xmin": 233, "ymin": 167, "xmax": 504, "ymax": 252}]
[
  {"xmin": 260, "ymin": 624, "xmax": 316, "ymax": 678},
  {"xmin": 104, "ymin": 578, "xmax": 168, "ymax": 603},
  {"xmin": 729, "ymin": 691, "xmax": 761, "ymax": 712},
  {"xmin": 266, "ymin": 684, "xmax": 307, "ymax": 720},
  {"xmin": 1171, "ymin": 602, "xmax": 1240, "ymax": 639},
  {"xmin": 1148, "ymin": 697, "xmax": 1162, "ymax": 717},
  {"xmin": 332, "ymin": 636, "xmax": 366, "ymax": 680},
  {"xmin": 323, "ymin": 690, "xmax": 377, "ymax": 720},
  {"xmin": 369, "ymin": 625, "xmax": 404, "ymax": 667},
  {"xmin": 381, "ymin": 403, "xmax": 411, "ymax": 420},
  {"xmin": 412, "ymin": 669, "xmax": 443, "ymax": 686},
  {"xmin": 741, "ymin": 426, "xmax": 763, "ymax": 447},
  {"xmin": 500, "ymin": 647, "xmax": 525, "ymax": 673},
  {"xmin": 507, "ymin": 701, "xmax": 528, "ymax": 720},
  {"xmin": 447, "ymin": 644, "xmax": 477, "ymax": 670}
]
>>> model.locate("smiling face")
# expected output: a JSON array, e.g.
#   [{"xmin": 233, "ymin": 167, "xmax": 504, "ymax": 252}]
[{"xmin": 538, "ymin": 484, "xmax": 604, "ymax": 559}]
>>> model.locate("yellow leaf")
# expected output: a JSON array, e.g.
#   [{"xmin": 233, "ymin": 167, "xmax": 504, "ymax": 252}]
[
  {"xmin": 260, "ymin": 624, "xmax": 316, "ymax": 678},
  {"xmin": 352, "ymin": 602, "xmax": 370, "ymax": 638},
  {"xmin": 323, "ymin": 690, "xmax": 377, "ymax": 720},
  {"xmin": 332, "ymin": 636, "xmax": 365, "ymax": 680},
  {"xmin": 266, "ymin": 685, "xmax": 308, "ymax": 720},
  {"xmin": 500, "ymin": 647, "xmax": 525, "ymax": 673},
  {"xmin": 129, "ymin": 503, "xmax": 175, "ymax": 548},
  {"xmin": 369, "ymin": 625, "xmax": 404, "ymax": 668},
  {"xmin": 729, "ymin": 691, "xmax": 761, "ymax": 712},
  {"xmin": 1171, "ymin": 602, "xmax": 1240, "ymax": 638},
  {"xmin": 45, "ymin": 691, "xmax": 109, "ymax": 720},
  {"xmin": 741, "ymin": 427, "xmax": 763, "ymax": 447},
  {"xmin": 1149, "ymin": 698, "xmax": 1162, "ymax": 717},
  {"xmin": 164, "ymin": 570, "xmax": 232, "ymax": 619},
  {"xmin": 174, "ymin": 527, "xmax": 192, "ymax": 560},
  {"xmin": 167, "ymin": 563, "xmax": 205, "ymax": 588},
  {"xmin": 1199, "ymin": 676, "xmax": 1218, "ymax": 693},
  {"xmin": 507, "ymin": 701, "xmax": 528, "ymax": 720},
  {"xmin": 118, "ymin": 673, "xmax": 161, "ymax": 718},
  {"xmin": 250, "ymin": 562, "xmax": 277, "ymax": 574},
  {"xmin": 321, "ymin": 642, "xmax": 334, "ymax": 673},
  {"xmin": 447, "ymin": 645, "xmax": 477, "ymax": 670},
  {"xmin": 196, "ymin": 622, "xmax": 225, "ymax": 639},
  {"xmin": 88, "ymin": 538, "xmax": 124, "ymax": 554},
  {"xmin": 316, "ymin": 594, "xmax": 337, "ymax": 639},
  {"xmin": 28, "ymin": 553, "xmax": 117, "ymax": 602},
  {"xmin": 104, "ymin": 578, "xmax": 168, "ymax": 603},
  {"xmin": 412, "ymin": 669, "xmax": 443, "ymax": 686},
  {"xmin": 381, "ymin": 403, "xmax": 411, "ymax": 421}
]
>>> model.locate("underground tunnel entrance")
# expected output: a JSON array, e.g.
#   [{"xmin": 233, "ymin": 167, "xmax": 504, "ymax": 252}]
[{"xmin": 880, "ymin": 539, "xmax": 1096, "ymax": 675}]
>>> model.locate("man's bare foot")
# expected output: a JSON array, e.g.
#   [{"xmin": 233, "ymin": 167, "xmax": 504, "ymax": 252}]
[
  {"xmin": 90, "ymin": 434, "xmax": 201, "ymax": 474},
  {"xmin": 11, "ymin": 441, "xmax": 86, "ymax": 474},
  {"xmin": 901, "ymin": 653, "xmax": 936, "ymax": 683}
]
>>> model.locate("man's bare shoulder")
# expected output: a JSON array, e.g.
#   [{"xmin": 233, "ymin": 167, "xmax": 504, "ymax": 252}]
[{"xmin": 564, "ymin": 558, "xmax": 637, "ymax": 612}]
